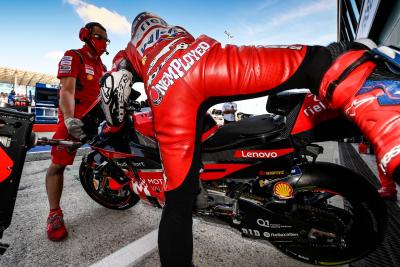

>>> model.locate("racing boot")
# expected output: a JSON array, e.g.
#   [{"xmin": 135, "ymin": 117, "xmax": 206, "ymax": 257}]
[
  {"xmin": 377, "ymin": 162, "xmax": 398, "ymax": 201},
  {"xmin": 47, "ymin": 208, "xmax": 68, "ymax": 241},
  {"xmin": 319, "ymin": 46, "xmax": 400, "ymax": 184}
]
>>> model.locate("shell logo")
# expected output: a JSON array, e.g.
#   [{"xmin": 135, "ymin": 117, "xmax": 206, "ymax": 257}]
[
  {"xmin": 273, "ymin": 182, "xmax": 293, "ymax": 199},
  {"xmin": 142, "ymin": 56, "xmax": 147, "ymax": 65},
  {"xmin": 87, "ymin": 74, "xmax": 93, "ymax": 81}
]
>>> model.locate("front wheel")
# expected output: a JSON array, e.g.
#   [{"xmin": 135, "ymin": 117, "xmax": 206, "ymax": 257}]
[
  {"xmin": 269, "ymin": 162, "xmax": 387, "ymax": 266},
  {"xmin": 79, "ymin": 152, "xmax": 140, "ymax": 210}
]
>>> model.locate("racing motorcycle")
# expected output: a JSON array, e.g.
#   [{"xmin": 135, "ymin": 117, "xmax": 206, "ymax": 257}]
[
  {"xmin": 49, "ymin": 45, "xmax": 400, "ymax": 264},
  {"xmin": 4, "ymin": 46, "xmax": 399, "ymax": 263},
  {"xmin": 76, "ymin": 86, "xmax": 386, "ymax": 266}
]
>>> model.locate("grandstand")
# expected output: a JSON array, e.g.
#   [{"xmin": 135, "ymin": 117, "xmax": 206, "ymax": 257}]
[
  {"xmin": 0, "ymin": 66, "xmax": 59, "ymax": 87},
  {"xmin": 0, "ymin": 67, "xmax": 60, "ymax": 131}
]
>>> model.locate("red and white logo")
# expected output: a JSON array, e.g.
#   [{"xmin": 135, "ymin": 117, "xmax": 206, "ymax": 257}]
[
  {"xmin": 273, "ymin": 181, "xmax": 294, "ymax": 199},
  {"xmin": 148, "ymin": 41, "xmax": 211, "ymax": 106},
  {"xmin": 234, "ymin": 148, "xmax": 294, "ymax": 158},
  {"xmin": 0, "ymin": 147, "xmax": 13, "ymax": 183},
  {"xmin": 150, "ymin": 86, "xmax": 163, "ymax": 105}
]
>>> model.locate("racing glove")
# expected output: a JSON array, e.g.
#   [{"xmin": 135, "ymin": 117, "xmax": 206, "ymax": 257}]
[
  {"xmin": 64, "ymin": 117, "xmax": 86, "ymax": 140},
  {"xmin": 100, "ymin": 69, "xmax": 133, "ymax": 126},
  {"xmin": 97, "ymin": 120, "xmax": 124, "ymax": 139}
]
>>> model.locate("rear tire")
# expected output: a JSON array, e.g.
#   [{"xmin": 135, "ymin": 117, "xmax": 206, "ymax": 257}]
[
  {"xmin": 79, "ymin": 152, "xmax": 140, "ymax": 210},
  {"xmin": 271, "ymin": 162, "xmax": 387, "ymax": 265}
]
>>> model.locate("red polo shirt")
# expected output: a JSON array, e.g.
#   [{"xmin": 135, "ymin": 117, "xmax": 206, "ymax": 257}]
[
  {"xmin": 57, "ymin": 45, "xmax": 105, "ymax": 118},
  {"xmin": 52, "ymin": 46, "xmax": 106, "ymax": 165}
]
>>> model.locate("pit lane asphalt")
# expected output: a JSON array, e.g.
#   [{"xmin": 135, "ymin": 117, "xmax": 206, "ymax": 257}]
[{"xmin": 0, "ymin": 142, "xmax": 340, "ymax": 267}]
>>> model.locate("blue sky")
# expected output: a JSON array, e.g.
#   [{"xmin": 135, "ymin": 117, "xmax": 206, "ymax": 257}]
[
  {"xmin": 0, "ymin": 0, "xmax": 336, "ymax": 75},
  {"xmin": 0, "ymin": 0, "xmax": 337, "ymax": 113}
]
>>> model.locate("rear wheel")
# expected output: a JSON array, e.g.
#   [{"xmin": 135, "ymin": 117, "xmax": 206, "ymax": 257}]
[
  {"xmin": 79, "ymin": 153, "xmax": 140, "ymax": 210},
  {"xmin": 269, "ymin": 162, "xmax": 387, "ymax": 265}
]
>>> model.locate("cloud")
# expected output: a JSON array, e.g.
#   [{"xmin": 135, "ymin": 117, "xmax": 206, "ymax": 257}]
[
  {"xmin": 256, "ymin": 0, "xmax": 281, "ymax": 12},
  {"xmin": 312, "ymin": 33, "xmax": 337, "ymax": 45},
  {"xmin": 45, "ymin": 51, "xmax": 64, "ymax": 60},
  {"xmin": 269, "ymin": 0, "xmax": 335, "ymax": 27},
  {"xmin": 240, "ymin": 0, "xmax": 336, "ymax": 37},
  {"xmin": 65, "ymin": 0, "xmax": 130, "ymax": 35}
]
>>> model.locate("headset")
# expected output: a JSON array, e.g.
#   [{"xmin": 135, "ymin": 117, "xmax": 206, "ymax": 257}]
[
  {"xmin": 78, "ymin": 22, "xmax": 109, "ymax": 55},
  {"xmin": 79, "ymin": 22, "xmax": 103, "ymax": 42}
]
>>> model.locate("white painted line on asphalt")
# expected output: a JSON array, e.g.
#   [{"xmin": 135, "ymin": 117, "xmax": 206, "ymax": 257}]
[
  {"xmin": 90, "ymin": 228, "xmax": 158, "ymax": 267},
  {"xmin": 334, "ymin": 149, "xmax": 339, "ymax": 164},
  {"xmin": 89, "ymin": 219, "xmax": 199, "ymax": 267}
]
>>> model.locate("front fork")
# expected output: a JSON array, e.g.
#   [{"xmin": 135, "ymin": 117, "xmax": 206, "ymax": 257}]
[{"xmin": 88, "ymin": 154, "xmax": 132, "ymax": 191}]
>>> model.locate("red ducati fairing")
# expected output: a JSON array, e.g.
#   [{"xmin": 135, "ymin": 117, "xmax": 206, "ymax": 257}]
[
  {"xmin": 76, "ymin": 90, "xmax": 385, "ymax": 266},
  {"xmin": 80, "ymin": 90, "xmax": 360, "ymax": 207}
]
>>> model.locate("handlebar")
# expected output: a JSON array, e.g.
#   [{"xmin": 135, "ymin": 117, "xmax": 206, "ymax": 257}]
[
  {"xmin": 36, "ymin": 137, "xmax": 82, "ymax": 147},
  {"xmin": 30, "ymin": 133, "xmax": 82, "ymax": 149},
  {"xmin": 126, "ymin": 99, "xmax": 146, "ymax": 113}
]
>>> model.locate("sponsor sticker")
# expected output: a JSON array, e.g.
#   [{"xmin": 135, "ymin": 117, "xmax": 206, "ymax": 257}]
[
  {"xmin": 85, "ymin": 69, "xmax": 95, "ymax": 75},
  {"xmin": 242, "ymin": 228, "xmax": 298, "ymax": 238},
  {"xmin": 61, "ymin": 55, "xmax": 73, "ymax": 61},
  {"xmin": 60, "ymin": 60, "xmax": 72, "ymax": 66},
  {"xmin": 85, "ymin": 65, "xmax": 94, "ymax": 75},
  {"xmin": 234, "ymin": 148, "xmax": 294, "ymax": 158},
  {"xmin": 133, "ymin": 162, "xmax": 145, "ymax": 167},
  {"xmin": 59, "ymin": 65, "xmax": 71, "ymax": 71},
  {"xmin": 259, "ymin": 170, "xmax": 285, "ymax": 176},
  {"xmin": 290, "ymin": 166, "xmax": 302, "ymax": 176},
  {"xmin": 273, "ymin": 181, "xmax": 293, "ymax": 199}
]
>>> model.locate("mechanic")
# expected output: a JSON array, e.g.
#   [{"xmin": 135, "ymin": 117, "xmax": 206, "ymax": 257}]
[
  {"xmin": 45, "ymin": 22, "xmax": 108, "ymax": 241},
  {"xmin": 222, "ymin": 101, "xmax": 237, "ymax": 124},
  {"xmin": 100, "ymin": 12, "xmax": 400, "ymax": 266}
]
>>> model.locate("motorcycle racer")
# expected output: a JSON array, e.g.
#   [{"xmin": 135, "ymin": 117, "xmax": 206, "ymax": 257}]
[{"xmin": 100, "ymin": 12, "xmax": 399, "ymax": 266}]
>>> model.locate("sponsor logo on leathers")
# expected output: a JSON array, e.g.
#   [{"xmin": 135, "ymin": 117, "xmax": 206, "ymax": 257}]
[
  {"xmin": 149, "ymin": 41, "xmax": 211, "ymax": 105},
  {"xmin": 131, "ymin": 16, "xmax": 168, "ymax": 44}
]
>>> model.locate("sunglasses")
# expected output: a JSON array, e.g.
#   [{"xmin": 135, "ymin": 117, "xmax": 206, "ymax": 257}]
[{"xmin": 93, "ymin": 34, "xmax": 110, "ymax": 44}]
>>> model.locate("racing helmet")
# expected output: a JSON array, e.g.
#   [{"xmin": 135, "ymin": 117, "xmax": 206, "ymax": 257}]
[
  {"xmin": 130, "ymin": 12, "xmax": 192, "ymax": 58},
  {"xmin": 130, "ymin": 12, "xmax": 169, "ymax": 57}
]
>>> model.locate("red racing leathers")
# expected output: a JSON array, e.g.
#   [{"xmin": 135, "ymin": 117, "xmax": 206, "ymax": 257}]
[
  {"xmin": 319, "ymin": 50, "xmax": 399, "ymax": 198},
  {"xmin": 104, "ymin": 12, "xmax": 400, "ymax": 265},
  {"xmin": 113, "ymin": 36, "xmax": 332, "ymax": 190},
  {"xmin": 109, "ymin": 20, "xmax": 333, "ymax": 265}
]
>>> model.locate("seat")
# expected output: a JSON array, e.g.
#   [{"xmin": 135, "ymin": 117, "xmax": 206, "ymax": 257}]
[{"xmin": 202, "ymin": 114, "xmax": 285, "ymax": 151}]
